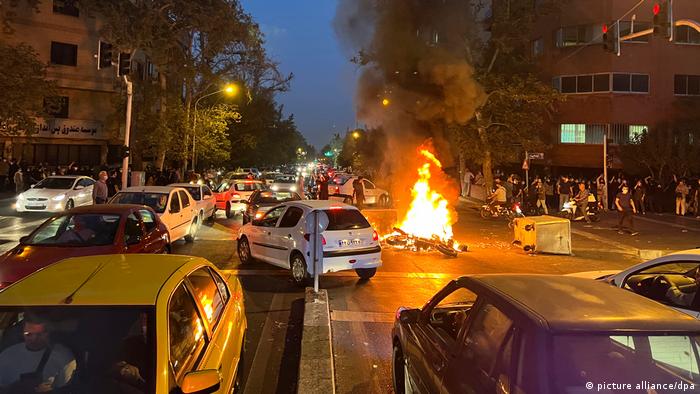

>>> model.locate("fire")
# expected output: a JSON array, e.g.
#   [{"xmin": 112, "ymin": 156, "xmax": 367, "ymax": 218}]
[{"xmin": 395, "ymin": 149, "xmax": 454, "ymax": 242}]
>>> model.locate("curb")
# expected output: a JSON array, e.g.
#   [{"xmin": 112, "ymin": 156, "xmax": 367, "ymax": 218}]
[{"xmin": 297, "ymin": 288, "xmax": 335, "ymax": 394}]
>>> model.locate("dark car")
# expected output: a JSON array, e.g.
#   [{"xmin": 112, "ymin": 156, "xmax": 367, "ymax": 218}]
[
  {"xmin": 392, "ymin": 275, "xmax": 700, "ymax": 394},
  {"xmin": 242, "ymin": 190, "xmax": 303, "ymax": 224},
  {"xmin": 0, "ymin": 204, "xmax": 170, "ymax": 290}
]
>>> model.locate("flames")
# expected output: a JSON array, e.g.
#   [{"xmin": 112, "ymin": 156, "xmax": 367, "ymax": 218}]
[{"xmin": 393, "ymin": 148, "xmax": 459, "ymax": 248}]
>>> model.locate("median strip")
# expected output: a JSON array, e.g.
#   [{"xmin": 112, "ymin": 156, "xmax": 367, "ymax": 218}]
[{"xmin": 298, "ymin": 288, "xmax": 335, "ymax": 394}]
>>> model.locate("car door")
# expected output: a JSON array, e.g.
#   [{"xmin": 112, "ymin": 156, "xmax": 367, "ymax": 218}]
[
  {"xmin": 269, "ymin": 206, "xmax": 305, "ymax": 267},
  {"xmin": 123, "ymin": 212, "xmax": 147, "ymax": 253},
  {"xmin": 202, "ymin": 186, "xmax": 215, "ymax": 216},
  {"xmin": 404, "ymin": 283, "xmax": 478, "ymax": 393},
  {"xmin": 167, "ymin": 191, "xmax": 185, "ymax": 240},
  {"xmin": 249, "ymin": 206, "xmax": 286, "ymax": 265},
  {"xmin": 138, "ymin": 208, "xmax": 166, "ymax": 253},
  {"xmin": 442, "ymin": 300, "xmax": 518, "ymax": 393},
  {"xmin": 81, "ymin": 178, "xmax": 96, "ymax": 205},
  {"xmin": 179, "ymin": 190, "xmax": 195, "ymax": 224},
  {"xmin": 363, "ymin": 180, "xmax": 377, "ymax": 205}
]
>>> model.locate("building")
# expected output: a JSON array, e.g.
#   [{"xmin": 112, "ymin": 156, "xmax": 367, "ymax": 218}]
[
  {"xmin": 532, "ymin": 0, "xmax": 700, "ymax": 171},
  {"xmin": 0, "ymin": 0, "xmax": 129, "ymax": 167}
]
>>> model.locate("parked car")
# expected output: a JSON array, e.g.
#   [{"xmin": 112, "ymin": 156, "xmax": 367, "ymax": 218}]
[
  {"xmin": 109, "ymin": 186, "xmax": 199, "ymax": 243},
  {"xmin": 570, "ymin": 248, "xmax": 700, "ymax": 318},
  {"xmin": 261, "ymin": 172, "xmax": 280, "ymax": 186},
  {"xmin": 168, "ymin": 183, "xmax": 216, "ymax": 223},
  {"xmin": 0, "ymin": 254, "xmax": 246, "ymax": 393},
  {"xmin": 330, "ymin": 174, "xmax": 390, "ymax": 207},
  {"xmin": 242, "ymin": 190, "xmax": 303, "ymax": 225},
  {"xmin": 270, "ymin": 174, "xmax": 299, "ymax": 192},
  {"xmin": 237, "ymin": 201, "xmax": 381, "ymax": 286},
  {"xmin": 213, "ymin": 179, "xmax": 265, "ymax": 218},
  {"xmin": 16, "ymin": 176, "xmax": 95, "ymax": 213},
  {"xmin": 392, "ymin": 274, "xmax": 700, "ymax": 394}
]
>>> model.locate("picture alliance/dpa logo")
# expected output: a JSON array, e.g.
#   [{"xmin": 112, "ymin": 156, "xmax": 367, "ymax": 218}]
[{"xmin": 586, "ymin": 381, "xmax": 696, "ymax": 391}]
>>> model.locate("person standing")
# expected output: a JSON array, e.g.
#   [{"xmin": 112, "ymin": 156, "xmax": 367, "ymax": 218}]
[
  {"xmin": 13, "ymin": 168, "xmax": 24, "ymax": 194},
  {"xmin": 633, "ymin": 180, "xmax": 646, "ymax": 215},
  {"xmin": 535, "ymin": 179, "xmax": 548, "ymax": 214},
  {"xmin": 318, "ymin": 172, "xmax": 329, "ymax": 200},
  {"xmin": 616, "ymin": 185, "xmax": 638, "ymax": 236},
  {"xmin": 558, "ymin": 176, "xmax": 571, "ymax": 211},
  {"xmin": 675, "ymin": 178, "xmax": 689, "ymax": 216},
  {"xmin": 608, "ymin": 176, "xmax": 620, "ymax": 211},
  {"xmin": 352, "ymin": 176, "xmax": 365, "ymax": 210},
  {"xmin": 462, "ymin": 168, "xmax": 474, "ymax": 198},
  {"xmin": 107, "ymin": 170, "xmax": 120, "ymax": 197},
  {"xmin": 92, "ymin": 171, "xmax": 109, "ymax": 204}
]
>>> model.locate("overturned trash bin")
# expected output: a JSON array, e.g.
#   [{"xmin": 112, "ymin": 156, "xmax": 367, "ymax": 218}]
[{"xmin": 513, "ymin": 216, "xmax": 571, "ymax": 255}]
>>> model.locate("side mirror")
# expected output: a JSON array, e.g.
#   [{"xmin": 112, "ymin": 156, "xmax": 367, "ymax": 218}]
[
  {"xmin": 180, "ymin": 369, "xmax": 220, "ymax": 394},
  {"xmin": 126, "ymin": 235, "xmax": 142, "ymax": 246},
  {"xmin": 398, "ymin": 308, "xmax": 421, "ymax": 324},
  {"xmin": 19, "ymin": 236, "xmax": 29, "ymax": 244}
]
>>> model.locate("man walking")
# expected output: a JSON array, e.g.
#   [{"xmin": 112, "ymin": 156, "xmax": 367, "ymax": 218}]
[
  {"xmin": 92, "ymin": 170, "xmax": 109, "ymax": 204},
  {"xmin": 13, "ymin": 167, "xmax": 24, "ymax": 194},
  {"xmin": 535, "ymin": 179, "xmax": 548, "ymax": 214},
  {"xmin": 616, "ymin": 185, "xmax": 638, "ymax": 236},
  {"xmin": 352, "ymin": 176, "xmax": 365, "ymax": 210}
]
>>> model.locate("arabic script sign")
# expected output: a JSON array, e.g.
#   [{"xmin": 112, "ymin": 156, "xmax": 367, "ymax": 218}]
[{"xmin": 34, "ymin": 118, "xmax": 106, "ymax": 140}]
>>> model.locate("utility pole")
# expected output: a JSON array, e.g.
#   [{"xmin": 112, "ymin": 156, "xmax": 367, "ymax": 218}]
[
  {"xmin": 122, "ymin": 75, "xmax": 133, "ymax": 191},
  {"xmin": 603, "ymin": 131, "xmax": 609, "ymax": 210}
]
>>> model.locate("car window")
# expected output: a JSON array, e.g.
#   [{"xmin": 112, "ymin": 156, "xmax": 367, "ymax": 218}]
[
  {"xmin": 185, "ymin": 187, "xmax": 202, "ymax": 201},
  {"xmin": 170, "ymin": 192, "xmax": 181, "ymax": 213},
  {"xmin": 279, "ymin": 206, "xmax": 304, "ymax": 228},
  {"xmin": 216, "ymin": 182, "xmax": 231, "ymax": 192},
  {"xmin": 203, "ymin": 186, "xmax": 212, "ymax": 197},
  {"xmin": 25, "ymin": 214, "xmax": 121, "ymax": 246},
  {"xmin": 649, "ymin": 336, "xmax": 700, "ymax": 374},
  {"xmin": 169, "ymin": 284, "xmax": 208, "ymax": 378},
  {"xmin": 188, "ymin": 268, "xmax": 227, "ymax": 330},
  {"xmin": 139, "ymin": 209, "xmax": 157, "ymax": 232},
  {"xmin": 464, "ymin": 303, "xmax": 513, "ymax": 374},
  {"xmin": 362, "ymin": 180, "xmax": 375, "ymax": 189},
  {"xmin": 635, "ymin": 261, "xmax": 699, "ymax": 276},
  {"xmin": 259, "ymin": 206, "xmax": 286, "ymax": 227},
  {"xmin": 427, "ymin": 287, "xmax": 478, "ymax": 342},
  {"xmin": 78, "ymin": 178, "xmax": 94, "ymax": 188},
  {"xmin": 211, "ymin": 269, "xmax": 230, "ymax": 304},
  {"xmin": 234, "ymin": 183, "xmax": 258, "ymax": 192},
  {"xmin": 124, "ymin": 213, "xmax": 143, "ymax": 244},
  {"xmin": 492, "ymin": 329, "xmax": 516, "ymax": 392},
  {"xmin": 323, "ymin": 209, "xmax": 370, "ymax": 230},
  {"xmin": 178, "ymin": 191, "xmax": 191, "ymax": 208},
  {"xmin": 110, "ymin": 192, "xmax": 169, "ymax": 214}
]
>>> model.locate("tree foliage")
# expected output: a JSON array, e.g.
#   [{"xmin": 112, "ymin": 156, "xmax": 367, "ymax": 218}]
[
  {"xmin": 0, "ymin": 42, "xmax": 57, "ymax": 134},
  {"xmin": 621, "ymin": 123, "xmax": 700, "ymax": 180}
]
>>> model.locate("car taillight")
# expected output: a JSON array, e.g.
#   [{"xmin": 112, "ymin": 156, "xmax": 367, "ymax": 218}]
[
  {"xmin": 372, "ymin": 230, "xmax": 379, "ymax": 241},
  {"xmin": 334, "ymin": 186, "xmax": 340, "ymax": 194}
]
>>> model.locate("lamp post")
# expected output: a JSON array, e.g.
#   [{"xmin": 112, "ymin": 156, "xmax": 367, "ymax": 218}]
[
  {"xmin": 122, "ymin": 75, "xmax": 133, "ymax": 190},
  {"xmin": 192, "ymin": 83, "xmax": 238, "ymax": 171}
]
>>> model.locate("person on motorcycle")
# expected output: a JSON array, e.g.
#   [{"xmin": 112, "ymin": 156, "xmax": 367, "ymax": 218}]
[
  {"xmin": 488, "ymin": 179, "xmax": 508, "ymax": 214},
  {"xmin": 573, "ymin": 182, "xmax": 592, "ymax": 224}
]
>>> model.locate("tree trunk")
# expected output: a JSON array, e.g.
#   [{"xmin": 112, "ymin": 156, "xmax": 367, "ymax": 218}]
[
  {"xmin": 478, "ymin": 125, "xmax": 494, "ymax": 191},
  {"xmin": 157, "ymin": 72, "xmax": 167, "ymax": 171}
]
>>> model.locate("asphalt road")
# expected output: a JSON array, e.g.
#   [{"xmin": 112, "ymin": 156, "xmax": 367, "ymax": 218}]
[{"xmin": 1, "ymin": 195, "xmax": 699, "ymax": 393}]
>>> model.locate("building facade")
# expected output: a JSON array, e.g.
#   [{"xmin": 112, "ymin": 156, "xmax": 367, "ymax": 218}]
[
  {"xmin": 0, "ymin": 0, "xmax": 123, "ymax": 166},
  {"xmin": 532, "ymin": 0, "xmax": 700, "ymax": 170}
]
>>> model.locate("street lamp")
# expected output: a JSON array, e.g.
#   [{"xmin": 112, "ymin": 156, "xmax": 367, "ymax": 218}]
[
  {"xmin": 352, "ymin": 131, "xmax": 361, "ymax": 139},
  {"xmin": 382, "ymin": 98, "xmax": 390, "ymax": 106},
  {"xmin": 192, "ymin": 83, "xmax": 239, "ymax": 171}
]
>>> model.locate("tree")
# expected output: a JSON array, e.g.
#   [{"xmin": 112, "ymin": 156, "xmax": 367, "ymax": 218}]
[
  {"xmin": 194, "ymin": 104, "xmax": 238, "ymax": 168},
  {"xmin": 621, "ymin": 123, "xmax": 700, "ymax": 180},
  {"xmin": 0, "ymin": 42, "xmax": 57, "ymax": 134}
]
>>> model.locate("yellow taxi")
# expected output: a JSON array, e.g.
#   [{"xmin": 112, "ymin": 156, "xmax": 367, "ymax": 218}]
[{"xmin": 0, "ymin": 254, "xmax": 246, "ymax": 394}]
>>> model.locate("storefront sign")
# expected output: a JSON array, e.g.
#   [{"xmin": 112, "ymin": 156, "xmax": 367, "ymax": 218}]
[{"xmin": 35, "ymin": 118, "xmax": 106, "ymax": 140}]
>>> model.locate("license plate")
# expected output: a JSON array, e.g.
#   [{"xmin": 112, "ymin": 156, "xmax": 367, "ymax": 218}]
[{"xmin": 338, "ymin": 239, "xmax": 362, "ymax": 247}]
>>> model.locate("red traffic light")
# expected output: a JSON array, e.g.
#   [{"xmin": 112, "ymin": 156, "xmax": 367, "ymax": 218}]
[
  {"xmin": 602, "ymin": 24, "xmax": 608, "ymax": 34},
  {"xmin": 653, "ymin": 3, "xmax": 660, "ymax": 15}
]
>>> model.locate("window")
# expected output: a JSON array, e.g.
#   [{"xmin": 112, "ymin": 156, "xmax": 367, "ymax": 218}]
[
  {"xmin": 612, "ymin": 73, "xmax": 631, "ymax": 92},
  {"xmin": 436, "ymin": 287, "xmax": 477, "ymax": 308},
  {"xmin": 211, "ymin": 270, "xmax": 230, "ymax": 304},
  {"xmin": 259, "ymin": 206, "xmax": 285, "ymax": 227},
  {"xmin": 279, "ymin": 206, "xmax": 303, "ymax": 228},
  {"xmin": 139, "ymin": 209, "xmax": 157, "ymax": 232},
  {"xmin": 576, "ymin": 75, "xmax": 593, "ymax": 93},
  {"xmin": 50, "ymin": 42, "xmax": 78, "ymax": 66},
  {"xmin": 629, "ymin": 125, "xmax": 647, "ymax": 141},
  {"xmin": 124, "ymin": 213, "xmax": 143, "ymax": 244},
  {"xmin": 560, "ymin": 124, "xmax": 586, "ymax": 143},
  {"xmin": 203, "ymin": 186, "xmax": 212, "ymax": 197},
  {"xmin": 554, "ymin": 74, "xmax": 610, "ymax": 94},
  {"xmin": 178, "ymin": 191, "xmax": 190, "ymax": 208},
  {"xmin": 675, "ymin": 75, "xmax": 700, "ymax": 96},
  {"xmin": 464, "ymin": 303, "xmax": 513, "ymax": 374},
  {"xmin": 556, "ymin": 24, "xmax": 602, "ymax": 47},
  {"xmin": 362, "ymin": 180, "xmax": 375, "ymax": 190},
  {"xmin": 185, "ymin": 187, "xmax": 201, "ymax": 201},
  {"xmin": 188, "ymin": 268, "xmax": 226, "ymax": 329},
  {"xmin": 676, "ymin": 25, "xmax": 700, "ymax": 44},
  {"xmin": 619, "ymin": 21, "xmax": 651, "ymax": 43},
  {"xmin": 168, "ymin": 284, "xmax": 207, "ymax": 377},
  {"xmin": 631, "ymin": 74, "xmax": 649, "ymax": 93},
  {"xmin": 170, "ymin": 192, "xmax": 181, "ymax": 213},
  {"xmin": 560, "ymin": 76, "xmax": 576, "ymax": 93},
  {"xmin": 612, "ymin": 73, "xmax": 649, "ymax": 93},
  {"xmin": 323, "ymin": 209, "xmax": 371, "ymax": 230},
  {"xmin": 428, "ymin": 287, "xmax": 478, "ymax": 341},
  {"xmin": 531, "ymin": 38, "xmax": 544, "ymax": 58},
  {"xmin": 44, "ymin": 96, "xmax": 69, "ymax": 118},
  {"xmin": 53, "ymin": 0, "xmax": 79, "ymax": 16},
  {"xmin": 78, "ymin": 178, "xmax": 94, "ymax": 188},
  {"xmin": 594, "ymin": 74, "xmax": 610, "ymax": 92}
]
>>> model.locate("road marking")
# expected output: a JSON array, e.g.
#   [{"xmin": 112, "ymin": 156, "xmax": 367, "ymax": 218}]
[
  {"xmin": 229, "ymin": 268, "xmax": 454, "ymax": 280},
  {"xmin": 243, "ymin": 293, "xmax": 287, "ymax": 394},
  {"xmin": 331, "ymin": 310, "xmax": 394, "ymax": 323},
  {"xmin": 570, "ymin": 229, "xmax": 639, "ymax": 254}
]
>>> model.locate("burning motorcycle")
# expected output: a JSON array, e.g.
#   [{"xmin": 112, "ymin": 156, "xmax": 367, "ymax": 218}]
[
  {"xmin": 479, "ymin": 199, "xmax": 525, "ymax": 229},
  {"xmin": 559, "ymin": 196, "xmax": 600, "ymax": 222}
]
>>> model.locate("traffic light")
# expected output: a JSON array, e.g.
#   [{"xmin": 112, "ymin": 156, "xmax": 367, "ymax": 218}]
[
  {"xmin": 97, "ymin": 41, "xmax": 112, "ymax": 69},
  {"xmin": 118, "ymin": 52, "xmax": 131, "ymax": 76},
  {"xmin": 602, "ymin": 23, "xmax": 619, "ymax": 54},
  {"xmin": 653, "ymin": 1, "xmax": 673, "ymax": 39},
  {"xmin": 118, "ymin": 145, "xmax": 130, "ymax": 159}
]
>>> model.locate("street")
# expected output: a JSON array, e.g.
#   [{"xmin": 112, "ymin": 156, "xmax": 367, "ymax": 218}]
[{"xmin": 1, "ymin": 195, "xmax": 699, "ymax": 393}]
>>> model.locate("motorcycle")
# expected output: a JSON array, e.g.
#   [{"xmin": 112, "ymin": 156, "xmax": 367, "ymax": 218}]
[
  {"xmin": 559, "ymin": 196, "xmax": 600, "ymax": 222},
  {"xmin": 480, "ymin": 200, "xmax": 525, "ymax": 229}
]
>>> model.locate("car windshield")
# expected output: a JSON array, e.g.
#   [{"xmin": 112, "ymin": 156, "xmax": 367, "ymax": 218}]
[
  {"xmin": 215, "ymin": 182, "xmax": 231, "ymax": 192},
  {"xmin": 184, "ymin": 187, "xmax": 201, "ymax": 200},
  {"xmin": 252, "ymin": 191, "xmax": 300, "ymax": 204},
  {"xmin": 33, "ymin": 178, "xmax": 75, "ymax": 190},
  {"xmin": 637, "ymin": 262, "xmax": 700, "ymax": 275},
  {"xmin": 110, "ymin": 192, "xmax": 169, "ymax": 214},
  {"xmin": 332, "ymin": 175, "xmax": 351, "ymax": 185},
  {"xmin": 234, "ymin": 183, "xmax": 258, "ymax": 192},
  {"xmin": 274, "ymin": 175, "xmax": 296, "ymax": 184},
  {"xmin": 552, "ymin": 333, "xmax": 700, "ymax": 393},
  {"xmin": 323, "ymin": 209, "xmax": 370, "ymax": 230},
  {"xmin": 0, "ymin": 306, "xmax": 155, "ymax": 393},
  {"xmin": 225, "ymin": 173, "xmax": 250, "ymax": 180},
  {"xmin": 25, "ymin": 214, "xmax": 121, "ymax": 246}
]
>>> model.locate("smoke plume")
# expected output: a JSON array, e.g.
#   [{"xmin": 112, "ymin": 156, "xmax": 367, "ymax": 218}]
[{"xmin": 334, "ymin": 0, "xmax": 486, "ymax": 211}]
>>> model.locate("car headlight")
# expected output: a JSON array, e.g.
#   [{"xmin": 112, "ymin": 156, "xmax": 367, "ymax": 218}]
[
  {"xmin": 271, "ymin": 185, "xmax": 279, "ymax": 191},
  {"xmin": 52, "ymin": 194, "xmax": 66, "ymax": 201}
]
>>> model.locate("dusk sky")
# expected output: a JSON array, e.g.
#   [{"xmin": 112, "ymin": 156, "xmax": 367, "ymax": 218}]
[{"xmin": 240, "ymin": 0, "xmax": 358, "ymax": 148}]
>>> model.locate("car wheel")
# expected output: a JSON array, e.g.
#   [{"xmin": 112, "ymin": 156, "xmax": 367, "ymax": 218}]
[
  {"xmin": 65, "ymin": 199, "xmax": 74, "ymax": 210},
  {"xmin": 290, "ymin": 252, "xmax": 311, "ymax": 287},
  {"xmin": 209, "ymin": 208, "xmax": 217, "ymax": 223},
  {"xmin": 238, "ymin": 237, "xmax": 253, "ymax": 264},
  {"xmin": 393, "ymin": 344, "xmax": 409, "ymax": 394},
  {"xmin": 184, "ymin": 219, "xmax": 198, "ymax": 243},
  {"xmin": 355, "ymin": 267, "xmax": 377, "ymax": 280},
  {"xmin": 226, "ymin": 202, "xmax": 232, "ymax": 219}
]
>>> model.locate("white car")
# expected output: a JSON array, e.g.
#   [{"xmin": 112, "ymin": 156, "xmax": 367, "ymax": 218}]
[
  {"xmin": 569, "ymin": 249, "xmax": 700, "ymax": 318},
  {"xmin": 330, "ymin": 174, "xmax": 390, "ymax": 207},
  {"xmin": 16, "ymin": 176, "xmax": 95, "ymax": 212},
  {"xmin": 237, "ymin": 200, "xmax": 382, "ymax": 286},
  {"xmin": 109, "ymin": 186, "xmax": 199, "ymax": 243},
  {"xmin": 168, "ymin": 183, "xmax": 216, "ymax": 223},
  {"xmin": 270, "ymin": 174, "xmax": 299, "ymax": 193}
]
